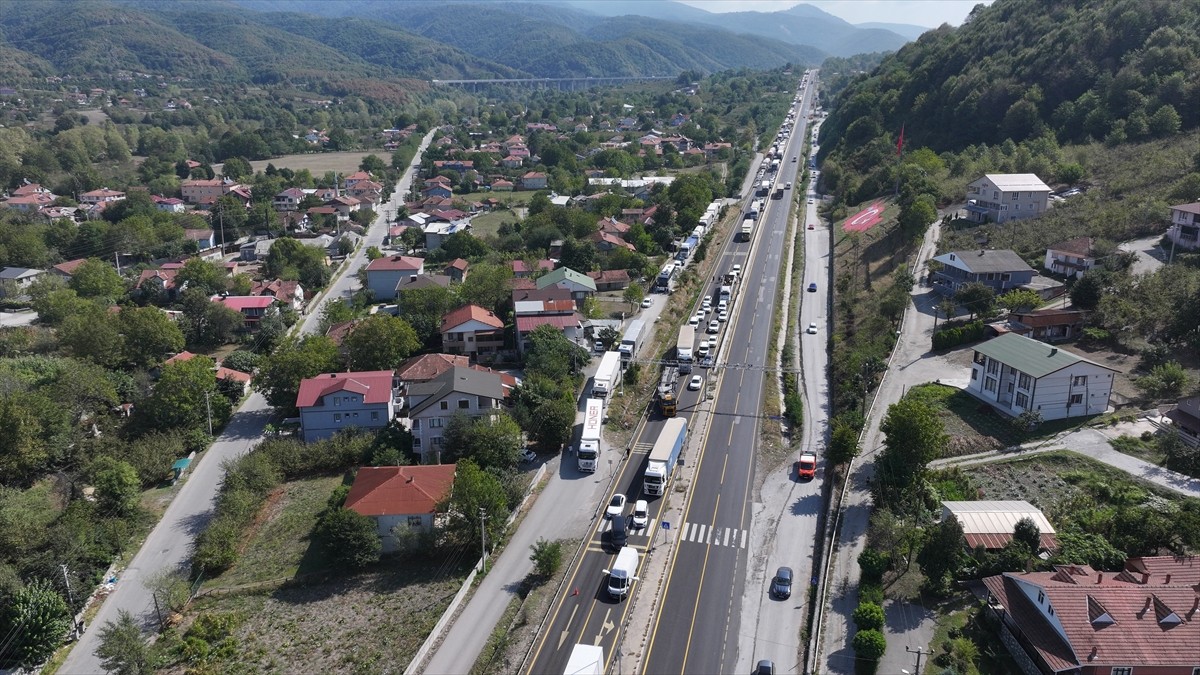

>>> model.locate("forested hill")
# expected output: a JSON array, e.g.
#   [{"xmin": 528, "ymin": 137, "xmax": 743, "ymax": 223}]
[
  {"xmin": 0, "ymin": 0, "xmax": 824, "ymax": 84},
  {"xmin": 818, "ymin": 0, "xmax": 1200, "ymax": 159}
]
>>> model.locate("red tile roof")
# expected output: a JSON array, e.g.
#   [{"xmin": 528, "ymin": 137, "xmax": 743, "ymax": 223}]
[
  {"xmin": 366, "ymin": 255, "xmax": 424, "ymax": 272},
  {"xmin": 441, "ymin": 304, "xmax": 504, "ymax": 333},
  {"xmin": 983, "ymin": 556, "xmax": 1200, "ymax": 672},
  {"xmin": 516, "ymin": 314, "xmax": 579, "ymax": 331},
  {"xmin": 215, "ymin": 366, "xmax": 251, "ymax": 383},
  {"xmin": 52, "ymin": 258, "xmax": 88, "ymax": 276},
  {"xmin": 295, "ymin": 370, "xmax": 395, "ymax": 408},
  {"xmin": 1048, "ymin": 236, "xmax": 1095, "ymax": 257},
  {"xmin": 212, "ymin": 295, "xmax": 275, "ymax": 311},
  {"xmin": 395, "ymin": 354, "xmax": 470, "ymax": 382},
  {"xmin": 446, "ymin": 258, "xmax": 469, "ymax": 272},
  {"xmin": 345, "ymin": 465, "xmax": 456, "ymax": 518},
  {"xmin": 164, "ymin": 351, "xmax": 197, "ymax": 365}
]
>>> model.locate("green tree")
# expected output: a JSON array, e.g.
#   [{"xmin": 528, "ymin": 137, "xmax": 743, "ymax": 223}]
[
  {"xmin": 221, "ymin": 156, "xmax": 253, "ymax": 181},
  {"xmin": 441, "ymin": 459, "xmax": 509, "ymax": 551},
  {"xmin": 254, "ymin": 335, "xmax": 340, "ymax": 409},
  {"xmin": 1012, "ymin": 516, "xmax": 1041, "ymax": 553},
  {"xmin": 59, "ymin": 304, "xmax": 124, "ymax": 367},
  {"xmin": 898, "ymin": 194, "xmax": 937, "ymax": 233},
  {"xmin": 344, "ymin": 314, "xmax": 420, "ymax": 371},
  {"xmin": 119, "ymin": 305, "xmax": 185, "ymax": 368},
  {"xmin": 1053, "ymin": 531, "xmax": 1126, "ymax": 569},
  {"xmin": 954, "ymin": 282, "xmax": 996, "ymax": 320},
  {"xmin": 138, "ymin": 355, "xmax": 229, "ymax": 436},
  {"xmin": 442, "ymin": 411, "xmax": 524, "ymax": 469},
  {"xmin": 525, "ymin": 324, "xmax": 588, "ymax": 382},
  {"xmin": 918, "ymin": 516, "xmax": 967, "ymax": 594},
  {"xmin": 396, "ymin": 285, "xmax": 457, "ymax": 346},
  {"xmin": 175, "ymin": 257, "xmax": 227, "ymax": 295},
  {"xmin": 69, "ymin": 258, "xmax": 125, "ymax": 301},
  {"xmin": 559, "ymin": 238, "xmax": 595, "ymax": 273},
  {"xmin": 358, "ymin": 154, "xmax": 387, "ymax": 175},
  {"xmin": 221, "ymin": 350, "xmax": 261, "ymax": 374},
  {"xmin": 319, "ymin": 507, "xmax": 381, "ymax": 569},
  {"xmin": 998, "ymin": 289, "xmax": 1042, "ymax": 313},
  {"xmin": 1136, "ymin": 361, "xmax": 1190, "ymax": 398},
  {"xmin": 96, "ymin": 610, "xmax": 155, "ymax": 675},
  {"xmin": 1148, "ymin": 104, "xmax": 1181, "ymax": 137},
  {"xmin": 456, "ymin": 262, "xmax": 514, "ymax": 313},
  {"xmin": 875, "ymin": 396, "xmax": 948, "ymax": 509},
  {"xmin": 511, "ymin": 375, "xmax": 577, "ymax": 451},
  {"xmin": 89, "ymin": 456, "xmax": 142, "ymax": 516},
  {"xmin": 529, "ymin": 538, "xmax": 564, "ymax": 578},
  {"xmin": 827, "ymin": 416, "xmax": 862, "ymax": 467},
  {"xmin": 1, "ymin": 579, "xmax": 70, "ymax": 667},
  {"xmin": 265, "ymin": 238, "xmax": 331, "ymax": 290},
  {"xmin": 852, "ymin": 602, "xmax": 885, "ymax": 631},
  {"xmin": 623, "ymin": 282, "xmax": 646, "ymax": 311},
  {"xmin": 852, "ymin": 629, "xmax": 886, "ymax": 661},
  {"xmin": 1070, "ymin": 271, "xmax": 1108, "ymax": 310},
  {"xmin": 178, "ymin": 288, "xmax": 243, "ymax": 348}
]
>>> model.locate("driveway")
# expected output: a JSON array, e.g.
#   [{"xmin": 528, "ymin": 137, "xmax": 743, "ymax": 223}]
[{"xmin": 1119, "ymin": 234, "xmax": 1167, "ymax": 276}]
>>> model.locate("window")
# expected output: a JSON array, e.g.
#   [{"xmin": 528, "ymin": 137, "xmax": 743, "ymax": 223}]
[
  {"xmin": 458, "ymin": 399, "xmax": 470, "ymax": 409},
  {"xmin": 408, "ymin": 516, "xmax": 423, "ymax": 528},
  {"xmin": 1016, "ymin": 393, "xmax": 1028, "ymax": 408},
  {"xmin": 1007, "ymin": 382, "xmax": 1014, "ymax": 393},
  {"xmin": 1073, "ymin": 375, "xmax": 1087, "ymax": 386},
  {"xmin": 429, "ymin": 417, "xmax": 444, "ymax": 428},
  {"xmin": 1070, "ymin": 394, "xmax": 1083, "ymax": 405},
  {"xmin": 334, "ymin": 397, "xmax": 341, "ymax": 406},
  {"xmin": 987, "ymin": 359, "xmax": 998, "ymax": 375},
  {"xmin": 352, "ymin": 412, "xmax": 359, "ymax": 418},
  {"xmin": 1014, "ymin": 204, "xmax": 1020, "ymax": 211},
  {"xmin": 985, "ymin": 377, "xmax": 997, "ymax": 393},
  {"xmin": 1111, "ymin": 668, "xmax": 1132, "ymax": 675},
  {"xmin": 1011, "ymin": 192, "xmax": 1018, "ymax": 200},
  {"xmin": 1037, "ymin": 590, "xmax": 1045, "ymax": 604},
  {"xmin": 971, "ymin": 369, "xmax": 978, "ymax": 381},
  {"xmin": 1018, "ymin": 374, "xmax": 1031, "ymax": 390},
  {"xmin": 440, "ymin": 401, "xmax": 449, "ymax": 410},
  {"xmin": 334, "ymin": 413, "xmax": 342, "ymax": 422},
  {"xmin": 371, "ymin": 411, "xmax": 379, "ymax": 421}
]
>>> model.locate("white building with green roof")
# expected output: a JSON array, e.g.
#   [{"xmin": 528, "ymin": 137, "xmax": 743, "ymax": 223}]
[{"xmin": 968, "ymin": 333, "xmax": 1117, "ymax": 420}]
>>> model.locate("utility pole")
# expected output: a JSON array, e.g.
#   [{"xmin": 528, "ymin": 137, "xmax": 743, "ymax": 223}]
[
  {"xmin": 479, "ymin": 508, "xmax": 488, "ymax": 573},
  {"xmin": 906, "ymin": 646, "xmax": 933, "ymax": 674},
  {"xmin": 204, "ymin": 390, "xmax": 213, "ymax": 436},
  {"xmin": 60, "ymin": 564, "xmax": 80, "ymax": 637}
]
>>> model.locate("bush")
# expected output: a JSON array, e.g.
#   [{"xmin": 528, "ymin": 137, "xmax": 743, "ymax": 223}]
[
  {"xmin": 931, "ymin": 320, "xmax": 986, "ymax": 350},
  {"xmin": 859, "ymin": 582, "xmax": 885, "ymax": 606},
  {"xmin": 852, "ymin": 602, "xmax": 885, "ymax": 631},
  {"xmin": 318, "ymin": 508, "xmax": 381, "ymax": 569},
  {"xmin": 852, "ymin": 628, "xmax": 887, "ymax": 661},
  {"xmin": 858, "ymin": 549, "xmax": 891, "ymax": 583},
  {"xmin": 529, "ymin": 538, "xmax": 564, "ymax": 579}
]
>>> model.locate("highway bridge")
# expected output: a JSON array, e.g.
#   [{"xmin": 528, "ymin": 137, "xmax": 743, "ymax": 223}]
[{"xmin": 430, "ymin": 76, "xmax": 675, "ymax": 91}]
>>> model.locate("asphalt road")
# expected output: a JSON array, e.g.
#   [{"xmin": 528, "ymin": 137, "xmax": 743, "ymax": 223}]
[
  {"xmin": 641, "ymin": 77, "xmax": 819, "ymax": 675},
  {"xmin": 58, "ymin": 131, "xmax": 435, "ymax": 675}
]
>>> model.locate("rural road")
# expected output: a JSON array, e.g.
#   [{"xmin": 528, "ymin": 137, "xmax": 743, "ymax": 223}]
[{"xmin": 58, "ymin": 130, "xmax": 435, "ymax": 675}]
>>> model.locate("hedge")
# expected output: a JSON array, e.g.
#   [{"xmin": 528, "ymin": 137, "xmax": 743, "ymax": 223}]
[{"xmin": 932, "ymin": 320, "xmax": 986, "ymax": 350}]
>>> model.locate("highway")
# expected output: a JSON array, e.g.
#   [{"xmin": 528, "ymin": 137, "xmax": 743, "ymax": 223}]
[
  {"xmin": 640, "ymin": 77, "xmax": 820, "ymax": 675},
  {"xmin": 57, "ymin": 131, "xmax": 435, "ymax": 674}
]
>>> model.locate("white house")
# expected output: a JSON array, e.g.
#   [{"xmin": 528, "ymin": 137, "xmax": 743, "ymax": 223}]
[
  {"xmin": 1043, "ymin": 236, "xmax": 1097, "ymax": 279},
  {"xmin": 364, "ymin": 255, "xmax": 424, "ymax": 300},
  {"xmin": 405, "ymin": 366, "xmax": 505, "ymax": 463},
  {"xmin": 296, "ymin": 370, "xmax": 398, "ymax": 442},
  {"xmin": 344, "ymin": 465, "xmax": 456, "ymax": 553},
  {"xmin": 1167, "ymin": 202, "xmax": 1200, "ymax": 252},
  {"xmin": 439, "ymin": 304, "xmax": 505, "ymax": 357},
  {"xmin": 967, "ymin": 333, "xmax": 1116, "ymax": 420},
  {"xmin": 964, "ymin": 174, "xmax": 1051, "ymax": 224}
]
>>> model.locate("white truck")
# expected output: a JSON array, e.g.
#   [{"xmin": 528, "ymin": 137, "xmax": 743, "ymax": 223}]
[
  {"xmin": 592, "ymin": 351, "xmax": 621, "ymax": 400},
  {"xmin": 577, "ymin": 398, "xmax": 604, "ymax": 472},
  {"xmin": 619, "ymin": 319, "xmax": 645, "ymax": 364},
  {"xmin": 740, "ymin": 217, "xmax": 754, "ymax": 242},
  {"xmin": 676, "ymin": 327, "xmax": 694, "ymax": 374},
  {"xmin": 564, "ymin": 644, "xmax": 604, "ymax": 675},
  {"xmin": 644, "ymin": 418, "xmax": 687, "ymax": 496},
  {"xmin": 603, "ymin": 547, "xmax": 640, "ymax": 600}
]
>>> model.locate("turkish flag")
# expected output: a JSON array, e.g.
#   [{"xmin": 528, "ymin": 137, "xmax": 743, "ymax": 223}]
[{"xmin": 896, "ymin": 124, "xmax": 905, "ymax": 157}]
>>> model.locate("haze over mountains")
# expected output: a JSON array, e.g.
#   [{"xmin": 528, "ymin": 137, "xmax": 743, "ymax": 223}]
[{"xmin": 0, "ymin": 0, "xmax": 923, "ymax": 84}]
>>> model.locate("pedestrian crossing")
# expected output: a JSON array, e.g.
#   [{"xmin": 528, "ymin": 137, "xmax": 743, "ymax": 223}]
[{"xmin": 599, "ymin": 518, "xmax": 749, "ymax": 549}]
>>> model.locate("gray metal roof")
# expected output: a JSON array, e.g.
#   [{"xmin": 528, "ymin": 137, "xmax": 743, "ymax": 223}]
[
  {"xmin": 935, "ymin": 249, "xmax": 1033, "ymax": 275},
  {"xmin": 973, "ymin": 333, "xmax": 1116, "ymax": 378},
  {"xmin": 408, "ymin": 366, "xmax": 505, "ymax": 416}
]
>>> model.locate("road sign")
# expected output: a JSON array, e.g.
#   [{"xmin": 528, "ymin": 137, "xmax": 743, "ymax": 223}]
[{"xmin": 661, "ymin": 521, "xmax": 671, "ymax": 530}]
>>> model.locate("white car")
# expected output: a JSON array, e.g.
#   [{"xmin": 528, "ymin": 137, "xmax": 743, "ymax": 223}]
[
  {"xmin": 688, "ymin": 314, "xmax": 700, "ymax": 327},
  {"xmin": 632, "ymin": 500, "xmax": 649, "ymax": 528},
  {"xmin": 707, "ymin": 320, "xmax": 720, "ymax": 334},
  {"xmin": 718, "ymin": 300, "xmax": 728, "ymax": 313},
  {"xmin": 520, "ymin": 448, "xmax": 537, "ymax": 463},
  {"xmin": 808, "ymin": 198, "xmax": 814, "ymax": 204},
  {"xmin": 641, "ymin": 297, "xmax": 652, "ymax": 308},
  {"xmin": 606, "ymin": 494, "xmax": 627, "ymax": 520},
  {"xmin": 707, "ymin": 337, "xmax": 717, "ymax": 351},
  {"xmin": 732, "ymin": 264, "xmax": 742, "ymax": 276},
  {"xmin": 806, "ymin": 322, "xmax": 817, "ymax": 334},
  {"xmin": 688, "ymin": 375, "xmax": 703, "ymax": 391},
  {"xmin": 718, "ymin": 310, "xmax": 729, "ymax": 323},
  {"xmin": 702, "ymin": 297, "xmax": 712, "ymax": 309},
  {"xmin": 697, "ymin": 343, "xmax": 710, "ymax": 359}
]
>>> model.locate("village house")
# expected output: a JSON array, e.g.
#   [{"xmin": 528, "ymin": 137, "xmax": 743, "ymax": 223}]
[
  {"xmin": 940, "ymin": 501, "xmax": 1057, "ymax": 552},
  {"xmin": 587, "ymin": 269, "xmax": 631, "ymax": 291},
  {"xmin": 1043, "ymin": 237, "xmax": 1097, "ymax": 279},
  {"xmin": 964, "ymin": 173, "xmax": 1051, "ymax": 224},
  {"xmin": 0, "ymin": 267, "xmax": 43, "ymax": 296},
  {"xmin": 512, "ymin": 285, "xmax": 582, "ymax": 354},
  {"xmin": 967, "ymin": 332, "xmax": 1116, "ymax": 420},
  {"xmin": 181, "ymin": 178, "xmax": 240, "ymax": 205},
  {"xmin": 135, "ymin": 268, "xmax": 181, "ymax": 300},
  {"xmin": 520, "ymin": 171, "xmax": 548, "ymax": 191},
  {"xmin": 365, "ymin": 255, "xmax": 425, "ymax": 300},
  {"xmin": 994, "ymin": 308, "xmax": 1088, "ymax": 343},
  {"xmin": 930, "ymin": 249, "xmax": 1036, "ymax": 295},
  {"xmin": 1164, "ymin": 396, "xmax": 1200, "ymax": 447},
  {"xmin": 79, "ymin": 188, "xmax": 126, "ymax": 206},
  {"xmin": 344, "ymin": 464, "xmax": 456, "ymax": 552},
  {"xmin": 211, "ymin": 295, "xmax": 277, "ymax": 329},
  {"xmin": 444, "ymin": 258, "xmax": 469, "ymax": 282},
  {"xmin": 405, "ymin": 366, "xmax": 506, "ymax": 462},
  {"xmin": 296, "ymin": 370, "xmax": 399, "ymax": 442},
  {"xmin": 249, "ymin": 279, "xmax": 305, "ymax": 312},
  {"xmin": 1166, "ymin": 201, "xmax": 1200, "ymax": 252},
  {"xmin": 273, "ymin": 187, "xmax": 307, "ymax": 212},
  {"xmin": 439, "ymin": 304, "xmax": 505, "ymax": 357},
  {"xmin": 535, "ymin": 266, "xmax": 596, "ymax": 309},
  {"xmin": 153, "ymin": 196, "xmax": 186, "ymax": 213}
]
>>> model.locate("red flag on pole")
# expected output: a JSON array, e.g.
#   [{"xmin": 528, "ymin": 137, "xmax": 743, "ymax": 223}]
[{"xmin": 896, "ymin": 124, "xmax": 905, "ymax": 157}]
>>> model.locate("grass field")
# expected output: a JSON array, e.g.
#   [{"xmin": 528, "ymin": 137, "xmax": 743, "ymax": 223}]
[
  {"xmin": 235, "ymin": 150, "xmax": 389, "ymax": 176},
  {"xmin": 906, "ymin": 383, "xmax": 1085, "ymax": 456}
]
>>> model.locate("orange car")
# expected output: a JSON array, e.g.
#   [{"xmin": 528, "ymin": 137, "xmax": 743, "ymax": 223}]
[{"xmin": 797, "ymin": 452, "xmax": 817, "ymax": 479}]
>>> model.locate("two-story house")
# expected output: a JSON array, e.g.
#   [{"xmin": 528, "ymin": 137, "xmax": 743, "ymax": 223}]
[
  {"xmin": 440, "ymin": 304, "xmax": 505, "ymax": 357},
  {"xmin": 181, "ymin": 178, "xmax": 239, "ymax": 205},
  {"xmin": 512, "ymin": 286, "xmax": 582, "ymax": 354},
  {"xmin": 79, "ymin": 188, "xmax": 126, "ymax": 206},
  {"xmin": 365, "ymin": 255, "xmax": 425, "ymax": 300},
  {"xmin": 535, "ymin": 266, "xmax": 596, "ymax": 309},
  {"xmin": 964, "ymin": 174, "xmax": 1051, "ymax": 224},
  {"xmin": 344, "ymin": 464, "xmax": 456, "ymax": 552},
  {"xmin": 0, "ymin": 267, "xmax": 43, "ymax": 296},
  {"xmin": 211, "ymin": 295, "xmax": 277, "ymax": 329},
  {"xmin": 520, "ymin": 171, "xmax": 548, "ymax": 190},
  {"xmin": 249, "ymin": 279, "xmax": 305, "ymax": 312},
  {"xmin": 406, "ymin": 367, "xmax": 506, "ymax": 463},
  {"xmin": 273, "ymin": 187, "xmax": 307, "ymax": 212},
  {"xmin": 1167, "ymin": 201, "xmax": 1200, "ymax": 252},
  {"xmin": 967, "ymin": 332, "xmax": 1116, "ymax": 420},
  {"xmin": 296, "ymin": 370, "xmax": 399, "ymax": 442},
  {"xmin": 930, "ymin": 249, "xmax": 1035, "ymax": 295},
  {"xmin": 1043, "ymin": 236, "xmax": 1097, "ymax": 279}
]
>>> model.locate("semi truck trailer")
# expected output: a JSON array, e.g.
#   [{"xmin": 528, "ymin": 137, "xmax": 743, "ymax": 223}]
[
  {"xmin": 643, "ymin": 418, "xmax": 687, "ymax": 496},
  {"xmin": 592, "ymin": 351, "xmax": 621, "ymax": 400},
  {"xmin": 577, "ymin": 398, "xmax": 604, "ymax": 472}
]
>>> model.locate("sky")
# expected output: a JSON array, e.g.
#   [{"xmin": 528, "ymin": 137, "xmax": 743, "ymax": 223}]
[{"xmin": 675, "ymin": 0, "xmax": 993, "ymax": 28}]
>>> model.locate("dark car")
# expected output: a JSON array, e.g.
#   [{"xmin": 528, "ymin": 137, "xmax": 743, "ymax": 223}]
[
  {"xmin": 754, "ymin": 660, "xmax": 775, "ymax": 675},
  {"xmin": 807, "ymin": 282, "xmax": 817, "ymax": 292},
  {"xmin": 609, "ymin": 515, "xmax": 628, "ymax": 550},
  {"xmin": 770, "ymin": 566, "xmax": 793, "ymax": 599}
]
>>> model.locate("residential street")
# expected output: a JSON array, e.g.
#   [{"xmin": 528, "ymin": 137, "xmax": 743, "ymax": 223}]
[{"xmin": 58, "ymin": 130, "xmax": 434, "ymax": 675}]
